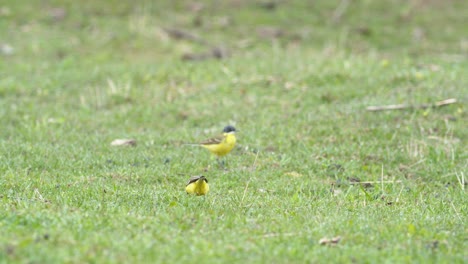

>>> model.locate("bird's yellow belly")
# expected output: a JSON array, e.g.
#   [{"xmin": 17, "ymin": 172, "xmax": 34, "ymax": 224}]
[
  {"xmin": 186, "ymin": 181, "xmax": 209, "ymax": 196},
  {"xmin": 203, "ymin": 143, "xmax": 234, "ymax": 156},
  {"xmin": 202, "ymin": 134, "xmax": 236, "ymax": 157}
]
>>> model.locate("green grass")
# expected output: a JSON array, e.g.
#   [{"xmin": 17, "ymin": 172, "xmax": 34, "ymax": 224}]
[{"xmin": 1, "ymin": 0, "xmax": 467, "ymax": 263}]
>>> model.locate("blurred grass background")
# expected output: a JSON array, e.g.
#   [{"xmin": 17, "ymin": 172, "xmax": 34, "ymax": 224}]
[{"xmin": 0, "ymin": 0, "xmax": 466, "ymax": 263}]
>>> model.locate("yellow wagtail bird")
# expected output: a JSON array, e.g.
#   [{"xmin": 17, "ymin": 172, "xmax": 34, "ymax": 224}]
[
  {"xmin": 197, "ymin": 125, "xmax": 237, "ymax": 157},
  {"xmin": 185, "ymin": 175, "xmax": 209, "ymax": 196}
]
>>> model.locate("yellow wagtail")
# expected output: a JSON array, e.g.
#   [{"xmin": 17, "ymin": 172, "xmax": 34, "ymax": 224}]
[
  {"xmin": 185, "ymin": 175, "xmax": 209, "ymax": 196},
  {"xmin": 197, "ymin": 125, "xmax": 237, "ymax": 157}
]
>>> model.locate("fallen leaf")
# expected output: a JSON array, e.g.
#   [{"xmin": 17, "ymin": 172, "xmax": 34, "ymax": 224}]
[
  {"xmin": 110, "ymin": 139, "xmax": 137, "ymax": 147},
  {"xmin": 319, "ymin": 236, "xmax": 341, "ymax": 245},
  {"xmin": 0, "ymin": 43, "xmax": 14, "ymax": 55},
  {"xmin": 0, "ymin": 7, "xmax": 11, "ymax": 17}
]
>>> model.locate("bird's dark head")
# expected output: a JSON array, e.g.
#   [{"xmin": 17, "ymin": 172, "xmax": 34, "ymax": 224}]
[
  {"xmin": 223, "ymin": 125, "xmax": 236, "ymax": 133},
  {"xmin": 199, "ymin": 176, "xmax": 208, "ymax": 183}
]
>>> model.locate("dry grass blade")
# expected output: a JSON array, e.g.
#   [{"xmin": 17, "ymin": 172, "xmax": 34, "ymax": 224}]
[
  {"xmin": 455, "ymin": 172, "xmax": 465, "ymax": 190},
  {"xmin": 260, "ymin": 232, "xmax": 298, "ymax": 238},
  {"xmin": 331, "ymin": 0, "xmax": 350, "ymax": 23},
  {"xmin": 250, "ymin": 150, "xmax": 260, "ymax": 171},
  {"xmin": 450, "ymin": 202, "xmax": 463, "ymax": 221},
  {"xmin": 239, "ymin": 180, "xmax": 250, "ymax": 208},
  {"xmin": 367, "ymin": 98, "xmax": 457, "ymax": 111}
]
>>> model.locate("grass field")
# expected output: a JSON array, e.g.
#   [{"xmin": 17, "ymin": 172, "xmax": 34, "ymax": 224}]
[{"xmin": 1, "ymin": 0, "xmax": 467, "ymax": 263}]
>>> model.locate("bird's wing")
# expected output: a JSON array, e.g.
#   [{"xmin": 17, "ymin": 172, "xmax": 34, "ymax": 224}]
[
  {"xmin": 186, "ymin": 175, "xmax": 202, "ymax": 185},
  {"xmin": 200, "ymin": 135, "xmax": 223, "ymax": 145}
]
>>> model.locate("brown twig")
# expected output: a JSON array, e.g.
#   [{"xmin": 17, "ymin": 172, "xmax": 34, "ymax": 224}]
[
  {"xmin": 164, "ymin": 28, "xmax": 207, "ymax": 45},
  {"xmin": 366, "ymin": 98, "xmax": 457, "ymax": 112}
]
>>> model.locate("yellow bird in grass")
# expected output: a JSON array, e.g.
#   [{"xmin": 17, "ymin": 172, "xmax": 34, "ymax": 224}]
[
  {"xmin": 197, "ymin": 125, "xmax": 237, "ymax": 157},
  {"xmin": 185, "ymin": 175, "xmax": 209, "ymax": 196}
]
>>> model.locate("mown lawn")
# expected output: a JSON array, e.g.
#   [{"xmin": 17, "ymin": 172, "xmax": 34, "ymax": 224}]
[{"xmin": 0, "ymin": 0, "xmax": 466, "ymax": 263}]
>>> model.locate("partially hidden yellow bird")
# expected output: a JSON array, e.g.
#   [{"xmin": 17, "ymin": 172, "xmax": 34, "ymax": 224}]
[
  {"xmin": 185, "ymin": 175, "xmax": 209, "ymax": 196},
  {"xmin": 197, "ymin": 125, "xmax": 237, "ymax": 157}
]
